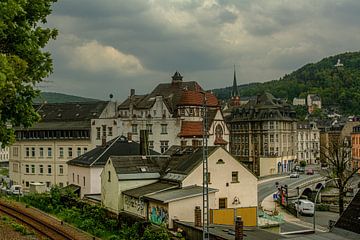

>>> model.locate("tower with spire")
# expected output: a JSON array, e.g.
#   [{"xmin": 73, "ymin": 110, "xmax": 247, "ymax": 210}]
[{"xmin": 230, "ymin": 65, "xmax": 240, "ymax": 106}]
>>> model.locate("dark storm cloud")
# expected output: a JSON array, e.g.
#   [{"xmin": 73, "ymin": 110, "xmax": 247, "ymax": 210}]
[{"xmin": 44, "ymin": 0, "xmax": 360, "ymax": 99}]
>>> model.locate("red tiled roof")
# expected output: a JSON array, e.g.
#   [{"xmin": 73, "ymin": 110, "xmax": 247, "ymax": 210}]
[
  {"xmin": 178, "ymin": 121, "xmax": 203, "ymax": 137},
  {"xmin": 214, "ymin": 137, "xmax": 228, "ymax": 145},
  {"xmin": 178, "ymin": 90, "xmax": 218, "ymax": 107}
]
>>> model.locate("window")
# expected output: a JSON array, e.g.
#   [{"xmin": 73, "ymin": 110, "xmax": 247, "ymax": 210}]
[
  {"xmin": 59, "ymin": 182, "xmax": 64, "ymax": 188},
  {"xmin": 59, "ymin": 165, "xmax": 63, "ymax": 175},
  {"xmin": 215, "ymin": 125, "xmax": 223, "ymax": 140},
  {"xmin": 219, "ymin": 198, "xmax": 227, "ymax": 209},
  {"xmin": 31, "ymin": 164, "xmax": 35, "ymax": 174},
  {"xmin": 25, "ymin": 164, "xmax": 29, "ymax": 173},
  {"xmin": 181, "ymin": 140, "xmax": 187, "ymax": 147},
  {"xmin": 83, "ymin": 176, "xmax": 86, "ymax": 186},
  {"xmin": 161, "ymin": 124, "xmax": 167, "ymax": 134},
  {"xmin": 83, "ymin": 147, "xmax": 88, "ymax": 153},
  {"xmin": 132, "ymin": 124, "xmax": 138, "ymax": 134},
  {"xmin": 13, "ymin": 163, "xmax": 19, "ymax": 173},
  {"xmin": 31, "ymin": 147, "xmax": 35, "ymax": 157},
  {"xmin": 26, "ymin": 147, "xmax": 30, "ymax": 157},
  {"xmin": 146, "ymin": 124, "xmax": 153, "ymax": 134},
  {"xmin": 108, "ymin": 171, "xmax": 111, "ymax": 182},
  {"xmin": 160, "ymin": 141, "xmax": 169, "ymax": 153},
  {"xmin": 232, "ymin": 171, "xmax": 239, "ymax": 183},
  {"xmin": 77, "ymin": 175, "xmax": 79, "ymax": 184},
  {"xmin": 77, "ymin": 147, "xmax": 81, "ymax": 157},
  {"xmin": 102, "ymin": 125, "xmax": 106, "ymax": 137},
  {"xmin": 149, "ymin": 141, "xmax": 154, "ymax": 149},
  {"xmin": 26, "ymin": 181, "xmax": 29, "ymax": 187},
  {"xmin": 96, "ymin": 127, "xmax": 101, "ymax": 140},
  {"xmin": 108, "ymin": 127, "xmax": 113, "ymax": 136},
  {"xmin": 48, "ymin": 165, "xmax": 52, "ymax": 174},
  {"xmin": 13, "ymin": 147, "xmax": 19, "ymax": 157},
  {"xmin": 72, "ymin": 173, "xmax": 75, "ymax": 182},
  {"xmin": 47, "ymin": 147, "xmax": 52, "ymax": 157},
  {"xmin": 46, "ymin": 182, "xmax": 51, "ymax": 188},
  {"xmin": 39, "ymin": 147, "xmax": 44, "ymax": 158},
  {"xmin": 68, "ymin": 147, "xmax": 72, "ymax": 158},
  {"xmin": 59, "ymin": 147, "xmax": 64, "ymax": 158},
  {"xmin": 39, "ymin": 165, "xmax": 43, "ymax": 174}
]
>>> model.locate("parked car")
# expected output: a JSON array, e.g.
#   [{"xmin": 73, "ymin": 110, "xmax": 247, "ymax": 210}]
[
  {"xmin": 290, "ymin": 172, "xmax": 300, "ymax": 178},
  {"xmin": 295, "ymin": 199, "xmax": 314, "ymax": 216},
  {"xmin": 306, "ymin": 169, "xmax": 314, "ymax": 175},
  {"xmin": 6, "ymin": 185, "xmax": 22, "ymax": 195}
]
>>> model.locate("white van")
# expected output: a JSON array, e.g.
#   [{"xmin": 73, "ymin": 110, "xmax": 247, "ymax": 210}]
[
  {"xmin": 294, "ymin": 199, "xmax": 314, "ymax": 216},
  {"xmin": 7, "ymin": 185, "xmax": 23, "ymax": 195}
]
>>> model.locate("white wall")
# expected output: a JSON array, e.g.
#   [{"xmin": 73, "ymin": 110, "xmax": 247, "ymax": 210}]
[{"xmin": 182, "ymin": 147, "xmax": 258, "ymax": 209}]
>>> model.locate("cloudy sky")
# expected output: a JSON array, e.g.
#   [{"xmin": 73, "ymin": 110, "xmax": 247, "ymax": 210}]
[{"xmin": 43, "ymin": 0, "xmax": 360, "ymax": 101}]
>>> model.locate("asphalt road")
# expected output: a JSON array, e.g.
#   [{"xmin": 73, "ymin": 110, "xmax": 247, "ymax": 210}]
[{"xmin": 258, "ymin": 173, "xmax": 340, "ymax": 233}]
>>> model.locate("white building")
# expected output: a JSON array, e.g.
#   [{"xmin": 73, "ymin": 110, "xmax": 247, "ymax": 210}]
[
  {"xmin": 0, "ymin": 147, "xmax": 9, "ymax": 167},
  {"xmin": 101, "ymin": 146, "xmax": 258, "ymax": 228},
  {"xmin": 293, "ymin": 98, "xmax": 306, "ymax": 106},
  {"xmin": 9, "ymin": 101, "xmax": 117, "ymax": 191},
  {"xmin": 117, "ymin": 72, "xmax": 230, "ymax": 153},
  {"xmin": 297, "ymin": 121, "xmax": 320, "ymax": 165}
]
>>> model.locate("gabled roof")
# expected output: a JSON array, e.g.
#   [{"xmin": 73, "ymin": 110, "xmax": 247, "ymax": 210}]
[
  {"xmin": 143, "ymin": 185, "xmax": 218, "ymax": 203},
  {"xmin": 178, "ymin": 121, "xmax": 204, "ymax": 137},
  {"xmin": 178, "ymin": 90, "xmax": 218, "ymax": 107},
  {"xmin": 122, "ymin": 181, "xmax": 178, "ymax": 198},
  {"xmin": 67, "ymin": 136, "xmax": 160, "ymax": 167}
]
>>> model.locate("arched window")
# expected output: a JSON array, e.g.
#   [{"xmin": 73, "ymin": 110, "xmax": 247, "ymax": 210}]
[{"xmin": 215, "ymin": 125, "xmax": 223, "ymax": 139}]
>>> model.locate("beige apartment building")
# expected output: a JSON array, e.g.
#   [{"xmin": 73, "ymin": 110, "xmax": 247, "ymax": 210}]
[
  {"xmin": 297, "ymin": 121, "xmax": 320, "ymax": 165},
  {"xmin": 9, "ymin": 101, "xmax": 117, "ymax": 191},
  {"xmin": 229, "ymin": 92, "xmax": 297, "ymax": 176}
]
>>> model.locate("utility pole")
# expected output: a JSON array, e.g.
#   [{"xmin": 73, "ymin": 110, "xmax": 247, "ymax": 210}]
[{"xmin": 202, "ymin": 92, "xmax": 209, "ymax": 240}]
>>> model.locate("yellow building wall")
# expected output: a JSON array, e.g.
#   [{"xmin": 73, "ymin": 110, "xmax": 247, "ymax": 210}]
[{"xmin": 210, "ymin": 207, "xmax": 257, "ymax": 227}]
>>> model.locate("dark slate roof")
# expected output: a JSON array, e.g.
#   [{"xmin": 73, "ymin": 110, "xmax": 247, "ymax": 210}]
[
  {"xmin": 122, "ymin": 181, "xmax": 178, "ymax": 198},
  {"xmin": 334, "ymin": 189, "xmax": 360, "ymax": 234},
  {"xmin": 110, "ymin": 155, "xmax": 170, "ymax": 175},
  {"xmin": 231, "ymin": 92, "xmax": 296, "ymax": 122},
  {"xmin": 118, "ymin": 76, "xmax": 204, "ymax": 114},
  {"xmin": 162, "ymin": 146, "xmax": 218, "ymax": 175},
  {"xmin": 67, "ymin": 136, "xmax": 160, "ymax": 167},
  {"xmin": 36, "ymin": 101, "xmax": 109, "ymax": 122},
  {"xmin": 143, "ymin": 185, "xmax": 218, "ymax": 203}
]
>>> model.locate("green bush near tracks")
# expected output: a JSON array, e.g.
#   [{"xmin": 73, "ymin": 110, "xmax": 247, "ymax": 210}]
[
  {"xmin": 1, "ymin": 215, "xmax": 34, "ymax": 235},
  {"xmin": 19, "ymin": 187, "xmax": 170, "ymax": 240}
]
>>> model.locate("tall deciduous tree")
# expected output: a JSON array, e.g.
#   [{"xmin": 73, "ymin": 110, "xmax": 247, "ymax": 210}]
[
  {"xmin": 321, "ymin": 140, "xmax": 359, "ymax": 214},
  {"xmin": 0, "ymin": 0, "xmax": 57, "ymax": 146}
]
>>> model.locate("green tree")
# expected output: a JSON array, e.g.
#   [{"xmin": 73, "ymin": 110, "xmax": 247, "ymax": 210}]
[{"xmin": 0, "ymin": 0, "xmax": 58, "ymax": 146}]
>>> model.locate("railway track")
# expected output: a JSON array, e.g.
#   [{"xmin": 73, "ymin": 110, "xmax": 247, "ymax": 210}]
[{"xmin": 0, "ymin": 201, "xmax": 75, "ymax": 240}]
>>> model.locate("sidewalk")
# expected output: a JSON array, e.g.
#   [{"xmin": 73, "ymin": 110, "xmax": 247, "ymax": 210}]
[{"xmin": 261, "ymin": 193, "xmax": 328, "ymax": 233}]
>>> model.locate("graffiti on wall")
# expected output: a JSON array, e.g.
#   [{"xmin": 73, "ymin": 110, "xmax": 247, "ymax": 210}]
[
  {"xmin": 124, "ymin": 195, "xmax": 145, "ymax": 216},
  {"xmin": 148, "ymin": 203, "xmax": 168, "ymax": 225}
]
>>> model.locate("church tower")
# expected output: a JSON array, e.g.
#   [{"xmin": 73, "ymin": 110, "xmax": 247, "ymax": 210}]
[{"xmin": 230, "ymin": 65, "xmax": 240, "ymax": 106}]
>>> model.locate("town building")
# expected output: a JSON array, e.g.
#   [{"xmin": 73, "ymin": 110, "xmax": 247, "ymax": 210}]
[
  {"xmin": 101, "ymin": 146, "xmax": 258, "ymax": 228},
  {"xmin": 67, "ymin": 135, "xmax": 159, "ymax": 197},
  {"xmin": 229, "ymin": 92, "xmax": 297, "ymax": 176},
  {"xmin": 0, "ymin": 147, "xmax": 9, "ymax": 167},
  {"xmin": 292, "ymin": 98, "xmax": 306, "ymax": 106},
  {"xmin": 8, "ymin": 101, "xmax": 117, "ymax": 191},
  {"xmin": 307, "ymin": 94, "xmax": 321, "ymax": 113},
  {"xmin": 351, "ymin": 125, "xmax": 360, "ymax": 174},
  {"xmin": 117, "ymin": 72, "xmax": 230, "ymax": 153},
  {"xmin": 296, "ymin": 121, "xmax": 320, "ymax": 165}
]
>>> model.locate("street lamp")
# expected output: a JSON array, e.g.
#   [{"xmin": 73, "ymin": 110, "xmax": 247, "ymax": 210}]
[{"xmin": 313, "ymin": 178, "xmax": 339, "ymax": 232}]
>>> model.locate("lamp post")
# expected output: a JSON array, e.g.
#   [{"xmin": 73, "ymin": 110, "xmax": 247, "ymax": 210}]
[{"xmin": 313, "ymin": 178, "xmax": 339, "ymax": 232}]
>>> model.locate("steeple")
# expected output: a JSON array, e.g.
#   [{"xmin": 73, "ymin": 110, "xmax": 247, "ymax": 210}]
[
  {"xmin": 231, "ymin": 65, "xmax": 240, "ymax": 98},
  {"xmin": 171, "ymin": 71, "xmax": 183, "ymax": 84}
]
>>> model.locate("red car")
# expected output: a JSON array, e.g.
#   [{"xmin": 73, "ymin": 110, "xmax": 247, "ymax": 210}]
[{"xmin": 306, "ymin": 169, "xmax": 314, "ymax": 175}]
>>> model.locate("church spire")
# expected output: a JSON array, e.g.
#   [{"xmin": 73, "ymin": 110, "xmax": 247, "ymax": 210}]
[{"xmin": 231, "ymin": 65, "xmax": 239, "ymax": 98}]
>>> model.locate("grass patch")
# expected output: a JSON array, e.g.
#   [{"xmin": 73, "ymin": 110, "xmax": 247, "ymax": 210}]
[{"xmin": 1, "ymin": 214, "xmax": 34, "ymax": 235}]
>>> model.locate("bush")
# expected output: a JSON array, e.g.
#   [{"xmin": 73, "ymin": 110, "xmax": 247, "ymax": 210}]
[{"xmin": 300, "ymin": 161, "xmax": 307, "ymax": 167}]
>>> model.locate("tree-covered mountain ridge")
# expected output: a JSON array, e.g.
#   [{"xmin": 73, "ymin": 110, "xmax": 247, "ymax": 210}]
[{"xmin": 212, "ymin": 51, "xmax": 360, "ymax": 115}]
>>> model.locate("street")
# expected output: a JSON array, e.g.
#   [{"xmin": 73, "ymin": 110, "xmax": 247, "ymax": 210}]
[{"xmin": 258, "ymin": 173, "xmax": 340, "ymax": 233}]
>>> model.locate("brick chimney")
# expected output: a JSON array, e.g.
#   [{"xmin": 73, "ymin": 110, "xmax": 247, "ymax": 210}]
[
  {"xmin": 194, "ymin": 206, "xmax": 202, "ymax": 227},
  {"xmin": 130, "ymin": 89, "xmax": 135, "ymax": 96},
  {"xmin": 235, "ymin": 216, "xmax": 244, "ymax": 240}
]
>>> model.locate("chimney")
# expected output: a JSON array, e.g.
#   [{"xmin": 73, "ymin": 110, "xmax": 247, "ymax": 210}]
[
  {"xmin": 139, "ymin": 130, "xmax": 149, "ymax": 155},
  {"xmin": 235, "ymin": 216, "xmax": 244, "ymax": 240},
  {"xmin": 130, "ymin": 89, "xmax": 135, "ymax": 96},
  {"xmin": 127, "ymin": 132, "xmax": 132, "ymax": 142},
  {"xmin": 102, "ymin": 136, "xmax": 107, "ymax": 147},
  {"xmin": 194, "ymin": 206, "xmax": 202, "ymax": 227}
]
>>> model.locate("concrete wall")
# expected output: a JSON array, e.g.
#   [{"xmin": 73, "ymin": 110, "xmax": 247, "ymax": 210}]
[
  {"xmin": 182, "ymin": 147, "xmax": 258, "ymax": 209},
  {"xmin": 67, "ymin": 165, "xmax": 103, "ymax": 197}
]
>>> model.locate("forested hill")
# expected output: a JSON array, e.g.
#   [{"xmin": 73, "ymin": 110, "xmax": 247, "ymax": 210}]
[
  {"xmin": 212, "ymin": 51, "xmax": 360, "ymax": 115},
  {"xmin": 34, "ymin": 92, "xmax": 99, "ymax": 104}
]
